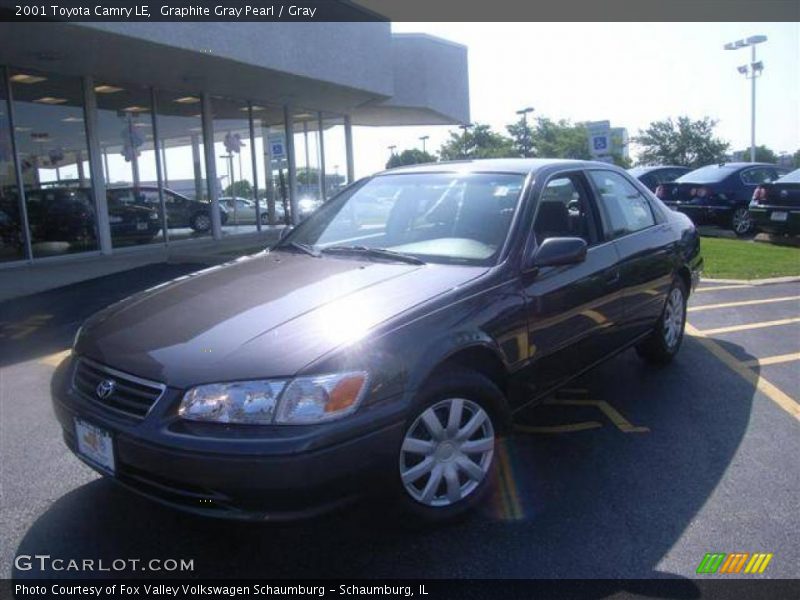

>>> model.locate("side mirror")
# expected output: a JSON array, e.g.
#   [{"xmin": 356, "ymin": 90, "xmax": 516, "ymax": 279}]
[{"xmin": 529, "ymin": 237, "xmax": 587, "ymax": 269}]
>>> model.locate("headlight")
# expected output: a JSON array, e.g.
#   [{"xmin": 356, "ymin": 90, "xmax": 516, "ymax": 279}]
[
  {"xmin": 179, "ymin": 380, "xmax": 288, "ymax": 424},
  {"xmin": 276, "ymin": 372, "xmax": 368, "ymax": 424},
  {"xmin": 178, "ymin": 371, "xmax": 368, "ymax": 425}
]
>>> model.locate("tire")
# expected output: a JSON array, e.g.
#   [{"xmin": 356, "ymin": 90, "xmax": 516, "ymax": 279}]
[
  {"xmin": 394, "ymin": 367, "xmax": 504, "ymax": 523},
  {"xmin": 260, "ymin": 213, "xmax": 270, "ymax": 225},
  {"xmin": 731, "ymin": 208, "xmax": 755, "ymax": 237},
  {"xmin": 191, "ymin": 213, "xmax": 211, "ymax": 232},
  {"xmin": 636, "ymin": 279, "xmax": 688, "ymax": 365}
]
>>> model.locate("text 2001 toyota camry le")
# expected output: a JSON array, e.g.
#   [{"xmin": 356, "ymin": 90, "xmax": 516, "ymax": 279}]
[{"xmin": 53, "ymin": 159, "xmax": 702, "ymax": 522}]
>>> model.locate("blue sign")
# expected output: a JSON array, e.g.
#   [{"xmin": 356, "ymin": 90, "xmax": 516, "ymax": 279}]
[{"xmin": 592, "ymin": 135, "xmax": 609, "ymax": 151}]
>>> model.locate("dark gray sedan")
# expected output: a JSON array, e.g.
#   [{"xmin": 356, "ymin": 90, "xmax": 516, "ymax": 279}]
[{"xmin": 53, "ymin": 159, "xmax": 702, "ymax": 522}]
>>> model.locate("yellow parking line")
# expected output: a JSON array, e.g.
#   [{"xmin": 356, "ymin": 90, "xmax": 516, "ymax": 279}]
[
  {"xmin": 743, "ymin": 352, "xmax": 800, "ymax": 368},
  {"xmin": 544, "ymin": 398, "xmax": 650, "ymax": 433},
  {"xmin": 688, "ymin": 295, "xmax": 800, "ymax": 313},
  {"xmin": 38, "ymin": 349, "xmax": 71, "ymax": 367},
  {"xmin": 697, "ymin": 317, "xmax": 800, "ymax": 336},
  {"xmin": 515, "ymin": 421, "xmax": 603, "ymax": 434},
  {"xmin": 696, "ymin": 284, "xmax": 753, "ymax": 293},
  {"xmin": 686, "ymin": 323, "xmax": 800, "ymax": 422}
]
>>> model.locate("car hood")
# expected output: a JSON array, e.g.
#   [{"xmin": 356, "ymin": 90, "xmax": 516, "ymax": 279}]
[{"xmin": 78, "ymin": 251, "xmax": 487, "ymax": 388}]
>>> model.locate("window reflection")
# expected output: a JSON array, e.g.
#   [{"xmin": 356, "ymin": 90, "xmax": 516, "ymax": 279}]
[
  {"xmin": 0, "ymin": 69, "xmax": 25, "ymax": 262},
  {"xmin": 10, "ymin": 68, "xmax": 97, "ymax": 257},
  {"xmin": 154, "ymin": 90, "xmax": 215, "ymax": 239},
  {"xmin": 96, "ymin": 82, "xmax": 163, "ymax": 247}
]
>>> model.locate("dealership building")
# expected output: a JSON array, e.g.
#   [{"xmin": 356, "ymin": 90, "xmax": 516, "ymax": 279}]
[{"xmin": 0, "ymin": 19, "xmax": 469, "ymax": 268}]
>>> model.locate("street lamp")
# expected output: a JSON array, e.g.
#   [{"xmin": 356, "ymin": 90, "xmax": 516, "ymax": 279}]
[
  {"xmin": 387, "ymin": 145, "xmax": 397, "ymax": 161},
  {"xmin": 419, "ymin": 135, "xmax": 429, "ymax": 153},
  {"xmin": 516, "ymin": 106, "xmax": 534, "ymax": 157},
  {"xmin": 458, "ymin": 123, "xmax": 473, "ymax": 159},
  {"xmin": 724, "ymin": 35, "xmax": 767, "ymax": 162}
]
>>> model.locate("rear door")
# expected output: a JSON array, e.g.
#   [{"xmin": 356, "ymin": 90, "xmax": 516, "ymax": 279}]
[
  {"xmin": 587, "ymin": 169, "xmax": 674, "ymax": 341},
  {"xmin": 523, "ymin": 170, "xmax": 626, "ymax": 392}
]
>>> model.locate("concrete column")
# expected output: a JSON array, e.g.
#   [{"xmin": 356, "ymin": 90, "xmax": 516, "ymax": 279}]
[
  {"xmin": 344, "ymin": 114, "xmax": 355, "ymax": 184},
  {"xmin": 150, "ymin": 87, "xmax": 169, "ymax": 243},
  {"xmin": 201, "ymin": 93, "xmax": 221, "ymax": 239},
  {"xmin": 82, "ymin": 75, "xmax": 112, "ymax": 255},
  {"xmin": 284, "ymin": 104, "xmax": 298, "ymax": 225},
  {"xmin": 248, "ymin": 104, "xmax": 262, "ymax": 232},
  {"xmin": 190, "ymin": 135, "xmax": 203, "ymax": 200}
]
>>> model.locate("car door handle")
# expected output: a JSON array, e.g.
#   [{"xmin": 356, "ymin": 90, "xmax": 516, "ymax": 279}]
[{"xmin": 604, "ymin": 269, "xmax": 620, "ymax": 285}]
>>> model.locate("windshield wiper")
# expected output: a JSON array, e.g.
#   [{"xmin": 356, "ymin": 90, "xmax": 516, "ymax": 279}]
[
  {"xmin": 321, "ymin": 245, "xmax": 425, "ymax": 265},
  {"xmin": 282, "ymin": 241, "xmax": 320, "ymax": 257}
]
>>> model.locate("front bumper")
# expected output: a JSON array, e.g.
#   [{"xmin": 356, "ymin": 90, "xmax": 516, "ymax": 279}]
[{"xmin": 52, "ymin": 356, "xmax": 406, "ymax": 520}]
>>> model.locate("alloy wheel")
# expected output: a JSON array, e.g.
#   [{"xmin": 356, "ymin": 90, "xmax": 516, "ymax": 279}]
[
  {"xmin": 399, "ymin": 398, "xmax": 495, "ymax": 507},
  {"xmin": 194, "ymin": 214, "xmax": 211, "ymax": 231},
  {"xmin": 662, "ymin": 287, "xmax": 685, "ymax": 350},
  {"xmin": 732, "ymin": 208, "xmax": 753, "ymax": 235}
]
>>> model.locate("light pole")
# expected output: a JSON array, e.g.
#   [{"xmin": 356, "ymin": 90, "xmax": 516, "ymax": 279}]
[
  {"xmin": 458, "ymin": 123, "xmax": 473, "ymax": 159},
  {"xmin": 387, "ymin": 145, "xmax": 397, "ymax": 162},
  {"xmin": 419, "ymin": 135, "xmax": 429, "ymax": 154},
  {"xmin": 724, "ymin": 35, "xmax": 767, "ymax": 163},
  {"xmin": 516, "ymin": 106, "xmax": 534, "ymax": 157}
]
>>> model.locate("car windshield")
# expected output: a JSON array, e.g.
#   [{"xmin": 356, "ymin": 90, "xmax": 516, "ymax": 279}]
[
  {"xmin": 776, "ymin": 169, "xmax": 800, "ymax": 184},
  {"xmin": 280, "ymin": 172, "xmax": 525, "ymax": 266},
  {"xmin": 676, "ymin": 165, "xmax": 737, "ymax": 184}
]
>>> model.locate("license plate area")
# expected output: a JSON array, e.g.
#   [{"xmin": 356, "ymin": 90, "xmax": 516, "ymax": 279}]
[
  {"xmin": 74, "ymin": 418, "xmax": 116, "ymax": 474},
  {"xmin": 136, "ymin": 221, "xmax": 148, "ymax": 230},
  {"xmin": 770, "ymin": 211, "xmax": 788, "ymax": 222}
]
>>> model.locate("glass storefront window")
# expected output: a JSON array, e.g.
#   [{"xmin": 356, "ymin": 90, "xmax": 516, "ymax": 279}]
[
  {"xmin": 10, "ymin": 68, "xmax": 97, "ymax": 258},
  {"xmin": 0, "ymin": 69, "xmax": 26, "ymax": 263},
  {"xmin": 292, "ymin": 111, "xmax": 323, "ymax": 222},
  {"xmin": 252, "ymin": 105, "xmax": 291, "ymax": 226},
  {"xmin": 321, "ymin": 115, "xmax": 350, "ymax": 197},
  {"xmin": 210, "ymin": 97, "xmax": 257, "ymax": 235},
  {"xmin": 154, "ymin": 89, "xmax": 211, "ymax": 240},
  {"xmin": 96, "ymin": 82, "xmax": 163, "ymax": 248}
]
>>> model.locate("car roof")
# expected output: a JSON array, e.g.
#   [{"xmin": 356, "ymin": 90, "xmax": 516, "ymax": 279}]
[
  {"xmin": 629, "ymin": 165, "xmax": 688, "ymax": 173},
  {"xmin": 711, "ymin": 162, "xmax": 777, "ymax": 169},
  {"xmin": 376, "ymin": 158, "xmax": 621, "ymax": 176}
]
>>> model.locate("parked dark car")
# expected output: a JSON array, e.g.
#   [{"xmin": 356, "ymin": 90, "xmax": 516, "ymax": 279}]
[
  {"xmin": 107, "ymin": 186, "xmax": 228, "ymax": 232},
  {"xmin": 628, "ymin": 165, "xmax": 691, "ymax": 192},
  {"xmin": 748, "ymin": 168, "xmax": 800, "ymax": 236},
  {"xmin": 53, "ymin": 159, "xmax": 702, "ymax": 522},
  {"xmin": 656, "ymin": 162, "xmax": 787, "ymax": 236}
]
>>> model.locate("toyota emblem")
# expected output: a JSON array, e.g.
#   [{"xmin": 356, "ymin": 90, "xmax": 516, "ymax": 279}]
[{"xmin": 96, "ymin": 379, "xmax": 116, "ymax": 399}]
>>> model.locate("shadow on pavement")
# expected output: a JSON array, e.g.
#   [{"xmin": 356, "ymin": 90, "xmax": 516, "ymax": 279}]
[
  {"xmin": 14, "ymin": 335, "xmax": 759, "ymax": 587},
  {"xmin": 0, "ymin": 263, "xmax": 206, "ymax": 368}
]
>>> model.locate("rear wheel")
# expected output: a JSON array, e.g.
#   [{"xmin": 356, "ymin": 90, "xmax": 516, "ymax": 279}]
[
  {"xmin": 395, "ymin": 369, "xmax": 503, "ymax": 522},
  {"xmin": 731, "ymin": 208, "xmax": 755, "ymax": 237},
  {"xmin": 636, "ymin": 280, "xmax": 687, "ymax": 364},
  {"xmin": 191, "ymin": 213, "xmax": 211, "ymax": 232}
]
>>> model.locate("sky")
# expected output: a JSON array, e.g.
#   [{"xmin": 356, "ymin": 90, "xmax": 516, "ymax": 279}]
[{"xmin": 349, "ymin": 22, "xmax": 800, "ymax": 178}]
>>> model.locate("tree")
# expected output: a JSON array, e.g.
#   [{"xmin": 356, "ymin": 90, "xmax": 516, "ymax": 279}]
[
  {"xmin": 386, "ymin": 148, "xmax": 437, "ymax": 169},
  {"xmin": 635, "ymin": 116, "xmax": 729, "ymax": 168},
  {"xmin": 224, "ymin": 180, "xmax": 252, "ymax": 197},
  {"xmin": 507, "ymin": 117, "xmax": 535, "ymax": 157},
  {"xmin": 528, "ymin": 117, "xmax": 592, "ymax": 160},
  {"xmin": 438, "ymin": 123, "xmax": 516, "ymax": 160},
  {"xmin": 794, "ymin": 149, "xmax": 800, "ymax": 168},
  {"xmin": 732, "ymin": 145, "xmax": 778, "ymax": 164}
]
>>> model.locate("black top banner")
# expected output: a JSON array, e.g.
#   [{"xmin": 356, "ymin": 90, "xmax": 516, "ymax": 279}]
[{"xmin": 0, "ymin": 0, "xmax": 798, "ymax": 22}]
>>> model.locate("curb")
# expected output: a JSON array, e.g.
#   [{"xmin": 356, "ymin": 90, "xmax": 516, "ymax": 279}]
[{"xmin": 701, "ymin": 275, "xmax": 800, "ymax": 286}]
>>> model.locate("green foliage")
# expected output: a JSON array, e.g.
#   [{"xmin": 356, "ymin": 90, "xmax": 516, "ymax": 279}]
[
  {"xmin": 732, "ymin": 145, "xmax": 778, "ymax": 164},
  {"xmin": 635, "ymin": 116, "xmax": 729, "ymax": 168},
  {"xmin": 793, "ymin": 149, "xmax": 800, "ymax": 168},
  {"xmin": 507, "ymin": 117, "xmax": 535, "ymax": 157},
  {"xmin": 438, "ymin": 123, "xmax": 516, "ymax": 160},
  {"xmin": 297, "ymin": 168, "xmax": 319, "ymax": 185},
  {"xmin": 223, "ymin": 180, "xmax": 252, "ymax": 197},
  {"xmin": 386, "ymin": 148, "xmax": 437, "ymax": 169},
  {"xmin": 529, "ymin": 117, "xmax": 592, "ymax": 160}
]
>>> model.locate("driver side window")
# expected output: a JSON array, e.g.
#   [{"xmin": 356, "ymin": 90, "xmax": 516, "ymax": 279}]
[{"xmin": 534, "ymin": 173, "xmax": 597, "ymax": 245}]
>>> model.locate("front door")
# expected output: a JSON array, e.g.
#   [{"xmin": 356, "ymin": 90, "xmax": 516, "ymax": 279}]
[{"xmin": 523, "ymin": 170, "xmax": 625, "ymax": 394}]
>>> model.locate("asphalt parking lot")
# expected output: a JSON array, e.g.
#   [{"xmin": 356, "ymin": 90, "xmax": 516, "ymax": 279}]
[{"xmin": 0, "ymin": 267, "xmax": 798, "ymax": 581}]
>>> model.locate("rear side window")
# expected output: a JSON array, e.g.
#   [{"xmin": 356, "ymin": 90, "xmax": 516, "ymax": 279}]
[
  {"xmin": 588, "ymin": 170, "xmax": 655, "ymax": 238},
  {"xmin": 741, "ymin": 168, "xmax": 777, "ymax": 185}
]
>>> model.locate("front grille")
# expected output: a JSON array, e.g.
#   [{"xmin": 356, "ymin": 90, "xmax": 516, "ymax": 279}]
[{"xmin": 72, "ymin": 357, "xmax": 165, "ymax": 419}]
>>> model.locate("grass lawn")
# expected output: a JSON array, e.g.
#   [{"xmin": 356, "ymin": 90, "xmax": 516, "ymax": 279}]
[{"xmin": 701, "ymin": 237, "xmax": 800, "ymax": 280}]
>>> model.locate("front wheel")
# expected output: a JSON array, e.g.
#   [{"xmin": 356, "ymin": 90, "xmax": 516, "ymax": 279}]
[
  {"xmin": 395, "ymin": 369, "xmax": 502, "ymax": 523},
  {"xmin": 191, "ymin": 213, "xmax": 211, "ymax": 232},
  {"xmin": 731, "ymin": 208, "xmax": 755, "ymax": 237},
  {"xmin": 636, "ymin": 280, "xmax": 687, "ymax": 364}
]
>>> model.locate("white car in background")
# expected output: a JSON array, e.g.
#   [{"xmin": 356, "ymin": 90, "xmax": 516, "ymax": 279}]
[{"xmin": 220, "ymin": 197, "xmax": 286, "ymax": 225}]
